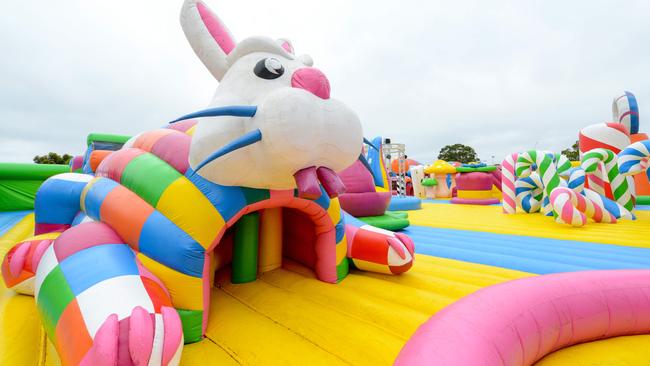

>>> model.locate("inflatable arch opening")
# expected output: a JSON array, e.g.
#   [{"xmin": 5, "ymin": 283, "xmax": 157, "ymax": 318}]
[
  {"xmin": 196, "ymin": 186, "xmax": 348, "ymax": 338},
  {"xmin": 205, "ymin": 195, "xmax": 346, "ymax": 287}
]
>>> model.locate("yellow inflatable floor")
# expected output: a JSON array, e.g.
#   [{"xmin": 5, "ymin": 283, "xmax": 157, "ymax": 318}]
[
  {"xmin": 410, "ymin": 202, "xmax": 650, "ymax": 248},
  {"xmin": 2, "ymin": 212, "xmax": 650, "ymax": 365}
]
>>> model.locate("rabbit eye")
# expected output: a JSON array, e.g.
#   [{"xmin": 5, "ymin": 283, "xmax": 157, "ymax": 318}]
[{"xmin": 254, "ymin": 58, "xmax": 284, "ymax": 79}]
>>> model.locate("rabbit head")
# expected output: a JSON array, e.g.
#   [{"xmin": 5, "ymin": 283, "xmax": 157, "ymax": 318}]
[{"xmin": 179, "ymin": 0, "xmax": 362, "ymax": 197}]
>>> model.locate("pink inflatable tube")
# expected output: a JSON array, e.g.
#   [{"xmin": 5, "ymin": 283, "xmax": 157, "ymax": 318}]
[{"xmin": 395, "ymin": 270, "xmax": 650, "ymax": 366}]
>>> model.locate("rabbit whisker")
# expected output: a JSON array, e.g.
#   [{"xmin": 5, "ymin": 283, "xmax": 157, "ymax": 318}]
[
  {"xmin": 170, "ymin": 105, "xmax": 257, "ymax": 124},
  {"xmin": 358, "ymin": 153, "xmax": 374, "ymax": 174},
  {"xmin": 192, "ymin": 128, "xmax": 263, "ymax": 174},
  {"xmin": 364, "ymin": 137, "xmax": 379, "ymax": 151}
]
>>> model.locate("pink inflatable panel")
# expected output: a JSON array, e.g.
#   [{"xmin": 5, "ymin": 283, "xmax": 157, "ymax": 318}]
[
  {"xmin": 449, "ymin": 197, "xmax": 500, "ymax": 205},
  {"xmin": 339, "ymin": 191, "xmax": 391, "ymax": 217},
  {"xmin": 395, "ymin": 270, "xmax": 650, "ymax": 366},
  {"xmin": 338, "ymin": 160, "xmax": 377, "ymax": 193}
]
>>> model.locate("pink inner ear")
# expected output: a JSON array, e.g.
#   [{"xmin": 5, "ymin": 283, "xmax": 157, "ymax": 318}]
[
  {"xmin": 280, "ymin": 40, "xmax": 294, "ymax": 54},
  {"xmin": 196, "ymin": 1, "xmax": 236, "ymax": 54}
]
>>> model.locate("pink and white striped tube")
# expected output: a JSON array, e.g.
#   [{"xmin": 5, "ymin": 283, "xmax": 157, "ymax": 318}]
[
  {"xmin": 550, "ymin": 187, "xmax": 616, "ymax": 227},
  {"xmin": 586, "ymin": 164, "xmax": 607, "ymax": 197},
  {"xmin": 501, "ymin": 153, "xmax": 518, "ymax": 214},
  {"xmin": 394, "ymin": 269, "xmax": 650, "ymax": 366}
]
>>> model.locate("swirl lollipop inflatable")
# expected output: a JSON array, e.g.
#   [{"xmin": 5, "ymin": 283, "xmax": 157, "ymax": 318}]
[
  {"xmin": 516, "ymin": 151, "xmax": 561, "ymax": 217},
  {"xmin": 515, "ymin": 173, "xmax": 543, "ymax": 213}
]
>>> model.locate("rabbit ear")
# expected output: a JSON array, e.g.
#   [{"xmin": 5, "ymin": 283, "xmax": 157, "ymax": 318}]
[
  {"xmin": 180, "ymin": 0, "xmax": 236, "ymax": 81},
  {"xmin": 276, "ymin": 38, "xmax": 294, "ymax": 55}
]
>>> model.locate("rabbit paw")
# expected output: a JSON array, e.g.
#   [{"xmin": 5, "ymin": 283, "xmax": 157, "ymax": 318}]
[
  {"xmin": 348, "ymin": 226, "xmax": 415, "ymax": 275},
  {"xmin": 80, "ymin": 306, "xmax": 183, "ymax": 366},
  {"xmin": 1, "ymin": 238, "xmax": 53, "ymax": 295}
]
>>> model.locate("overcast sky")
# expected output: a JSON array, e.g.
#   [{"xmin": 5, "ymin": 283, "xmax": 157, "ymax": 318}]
[{"xmin": 1, "ymin": 1, "xmax": 649, "ymax": 165}]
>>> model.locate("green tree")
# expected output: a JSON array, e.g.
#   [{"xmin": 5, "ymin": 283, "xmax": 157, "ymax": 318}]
[
  {"xmin": 437, "ymin": 144, "xmax": 479, "ymax": 163},
  {"xmin": 561, "ymin": 140, "xmax": 579, "ymax": 161},
  {"xmin": 33, "ymin": 152, "xmax": 73, "ymax": 165}
]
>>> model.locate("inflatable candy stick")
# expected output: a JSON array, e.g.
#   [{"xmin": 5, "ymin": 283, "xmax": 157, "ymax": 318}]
[
  {"xmin": 582, "ymin": 148, "xmax": 634, "ymax": 211},
  {"xmin": 541, "ymin": 153, "xmax": 574, "ymax": 215},
  {"xmin": 547, "ymin": 153, "xmax": 572, "ymax": 213},
  {"xmin": 567, "ymin": 168, "xmax": 586, "ymax": 192},
  {"xmin": 579, "ymin": 122, "xmax": 631, "ymax": 197},
  {"xmin": 553, "ymin": 153, "xmax": 572, "ymax": 177},
  {"xmin": 566, "ymin": 167, "xmax": 634, "ymax": 220},
  {"xmin": 550, "ymin": 187, "xmax": 617, "ymax": 227},
  {"xmin": 619, "ymin": 140, "xmax": 650, "ymax": 177},
  {"xmin": 501, "ymin": 153, "xmax": 518, "ymax": 214},
  {"xmin": 613, "ymin": 91, "xmax": 640, "ymax": 135},
  {"xmin": 515, "ymin": 173, "xmax": 543, "ymax": 213},
  {"xmin": 583, "ymin": 188, "xmax": 635, "ymax": 220},
  {"xmin": 516, "ymin": 151, "xmax": 561, "ymax": 217},
  {"xmin": 587, "ymin": 165, "xmax": 608, "ymax": 197}
]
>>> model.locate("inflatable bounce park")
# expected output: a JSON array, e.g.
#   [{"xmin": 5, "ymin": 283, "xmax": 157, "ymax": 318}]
[{"xmin": 1, "ymin": 1, "xmax": 650, "ymax": 365}]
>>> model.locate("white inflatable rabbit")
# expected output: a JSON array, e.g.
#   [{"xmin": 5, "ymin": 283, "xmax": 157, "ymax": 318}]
[{"xmin": 178, "ymin": 0, "xmax": 363, "ymax": 197}]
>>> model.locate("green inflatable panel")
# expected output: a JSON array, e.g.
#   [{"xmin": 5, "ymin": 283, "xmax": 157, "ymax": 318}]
[
  {"xmin": 86, "ymin": 133, "xmax": 132, "ymax": 146},
  {"xmin": 358, "ymin": 211, "xmax": 410, "ymax": 231},
  {"xmin": 0, "ymin": 163, "xmax": 70, "ymax": 211},
  {"xmin": 636, "ymin": 195, "xmax": 650, "ymax": 205},
  {"xmin": 231, "ymin": 212, "xmax": 260, "ymax": 284}
]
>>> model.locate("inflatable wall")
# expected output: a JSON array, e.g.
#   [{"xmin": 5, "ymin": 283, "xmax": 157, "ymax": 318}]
[{"xmin": 0, "ymin": 163, "xmax": 69, "ymax": 211}]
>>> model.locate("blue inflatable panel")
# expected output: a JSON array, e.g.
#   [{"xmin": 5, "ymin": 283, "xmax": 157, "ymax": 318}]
[
  {"xmin": 36, "ymin": 177, "xmax": 91, "ymax": 225},
  {"xmin": 388, "ymin": 196, "xmax": 422, "ymax": 211},
  {"xmin": 0, "ymin": 210, "xmax": 31, "ymax": 237},
  {"xmin": 82, "ymin": 178, "xmax": 119, "ymax": 222},
  {"xmin": 421, "ymin": 199, "xmax": 453, "ymax": 204},
  {"xmin": 138, "ymin": 211, "xmax": 205, "ymax": 277},
  {"xmin": 405, "ymin": 225, "xmax": 650, "ymax": 274},
  {"xmin": 60, "ymin": 244, "xmax": 139, "ymax": 295},
  {"xmin": 367, "ymin": 136, "xmax": 386, "ymax": 188},
  {"xmin": 187, "ymin": 168, "xmax": 247, "ymax": 222},
  {"xmin": 342, "ymin": 211, "xmax": 366, "ymax": 228},
  {"xmin": 335, "ymin": 219, "xmax": 346, "ymax": 242}
]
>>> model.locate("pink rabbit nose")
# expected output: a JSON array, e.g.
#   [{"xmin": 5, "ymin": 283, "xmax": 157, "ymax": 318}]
[{"xmin": 291, "ymin": 67, "xmax": 330, "ymax": 99}]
